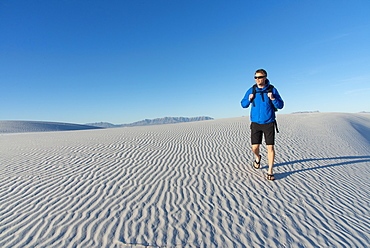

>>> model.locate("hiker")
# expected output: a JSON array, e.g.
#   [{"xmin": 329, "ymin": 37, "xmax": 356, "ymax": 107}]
[{"xmin": 241, "ymin": 69, "xmax": 284, "ymax": 180}]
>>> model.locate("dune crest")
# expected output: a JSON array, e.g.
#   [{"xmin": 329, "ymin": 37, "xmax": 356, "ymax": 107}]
[{"xmin": 0, "ymin": 121, "xmax": 102, "ymax": 133}]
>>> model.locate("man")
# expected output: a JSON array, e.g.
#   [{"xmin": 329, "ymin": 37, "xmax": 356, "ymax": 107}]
[{"xmin": 241, "ymin": 69, "xmax": 284, "ymax": 180}]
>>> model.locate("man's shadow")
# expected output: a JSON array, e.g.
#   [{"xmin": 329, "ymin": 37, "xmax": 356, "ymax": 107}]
[{"xmin": 273, "ymin": 156, "xmax": 370, "ymax": 180}]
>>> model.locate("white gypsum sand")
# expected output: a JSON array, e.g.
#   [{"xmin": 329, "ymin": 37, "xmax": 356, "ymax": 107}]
[
  {"xmin": 0, "ymin": 113, "xmax": 369, "ymax": 247},
  {"xmin": 0, "ymin": 121, "xmax": 101, "ymax": 133}
]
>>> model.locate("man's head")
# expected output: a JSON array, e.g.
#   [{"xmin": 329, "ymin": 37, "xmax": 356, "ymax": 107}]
[
  {"xmin": 254, "ymin": 69, "xmax": 267, "ymax": 87},
  {"xmin": 255, "ymin": 69, "xmax": 267, "ymax": 77}
]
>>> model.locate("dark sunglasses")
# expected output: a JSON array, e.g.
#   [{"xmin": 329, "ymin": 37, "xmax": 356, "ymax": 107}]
[{"xmin": 254, "ymin": 76, "xmax": 266, "ymax": 79}]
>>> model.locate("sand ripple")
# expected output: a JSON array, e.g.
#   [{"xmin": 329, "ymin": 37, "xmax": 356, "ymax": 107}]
[{"xmin": 1, "ymin": 113, "xmax": 370, "ymax": 247}]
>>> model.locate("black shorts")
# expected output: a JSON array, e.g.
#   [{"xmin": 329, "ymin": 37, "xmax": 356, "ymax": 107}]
[{"xmin": 250, "ymin": 122, "xmax": 275, "ymax": 145}]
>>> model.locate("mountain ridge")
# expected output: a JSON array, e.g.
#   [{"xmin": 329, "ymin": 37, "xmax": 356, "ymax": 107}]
[{"xmin": 87, "ymin": 116, "xmax": 214, "ymax": 128}]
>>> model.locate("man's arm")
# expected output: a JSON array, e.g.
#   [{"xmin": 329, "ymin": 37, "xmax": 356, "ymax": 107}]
[
  {"xmin": 269, "ymin": 88, "xmax": 284, "ymax": 109},
  {"xmin": 241, "ymin": 88, "xmax": 253, "ymax": 108}
]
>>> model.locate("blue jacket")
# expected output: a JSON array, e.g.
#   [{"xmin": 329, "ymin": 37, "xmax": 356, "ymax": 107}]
[{"xmin": 241, "ymin": 80, "xmax": 284, "ymax": 124}]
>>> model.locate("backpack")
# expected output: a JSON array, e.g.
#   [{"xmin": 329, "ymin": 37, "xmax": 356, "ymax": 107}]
[
  {"xmin": 250, "ymin": 84, "xmax": 280, "ymax": 133},
  {"xmin": 250, "ymin": 84, "xmax": 277, "ymax": 112}
]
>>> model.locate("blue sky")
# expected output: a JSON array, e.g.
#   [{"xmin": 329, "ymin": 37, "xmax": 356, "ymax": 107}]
[{"xmin": 1, "ymin": 0, "xmax": 369, "ymax": 124}]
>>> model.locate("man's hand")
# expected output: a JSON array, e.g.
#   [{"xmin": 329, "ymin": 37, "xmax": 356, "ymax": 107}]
[
  {"xmin": 268, "ymin": 92, "xmax": 275, "ymax": 101},
  {"xmin": 249, "ymin": 94, "xmax": 254, "ymax": 101}
]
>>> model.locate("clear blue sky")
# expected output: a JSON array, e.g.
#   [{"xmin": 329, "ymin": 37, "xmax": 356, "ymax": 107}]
[{"xmin": 1, "ymin": 0, "xmax": 369, "ymax": 124}]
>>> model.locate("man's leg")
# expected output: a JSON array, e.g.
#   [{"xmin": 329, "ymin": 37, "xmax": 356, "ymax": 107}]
[
  {"xmin": 251, "ymin": 122, "xmax": 262, "ymax": 164},
  {"xmin": 252, "ymin": 144, "xmax": 261, "ymax": 163},
  {"xmin": 266, "ymin": 145, "xmax": 275, "ymax": 175}
]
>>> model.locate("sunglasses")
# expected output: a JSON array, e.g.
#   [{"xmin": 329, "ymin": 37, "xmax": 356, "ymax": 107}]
[{"xmin": 254, "ymin": 76, "xmax": 266, "ymax": 79}]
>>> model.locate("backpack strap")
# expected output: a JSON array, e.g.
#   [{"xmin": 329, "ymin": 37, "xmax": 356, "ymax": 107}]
[
  {"xmin": 251, "ymin": 84, "xmax": 275, "ymax": 107},
  {"xmin": 267, "ymin": 85, "xmax": 278, "ymax": 112},
  {"xmin": 267, "ymin": 84, "xmax": 274, "ymax": 93},
  {"xmin": 251, "ymin": 84, "xmax": 257, "ymax": 107},
  {"xmin": 274, "ymin": 120, "xmax": 279, "ymax": 133}
]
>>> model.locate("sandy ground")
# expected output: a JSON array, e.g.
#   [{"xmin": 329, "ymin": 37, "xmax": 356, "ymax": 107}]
[{"xmin": 0, "ymin": 113, "xmax": 369, "ymax": 247}]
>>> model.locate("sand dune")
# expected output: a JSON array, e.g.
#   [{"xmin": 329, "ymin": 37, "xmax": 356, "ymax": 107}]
[
  {"xmin": 0, "ymin": 113, "xmax": 369, "ymax": 247},
  {"xmin": 0, "ymin": 121, "xmax": 102, "ymax": 133}
]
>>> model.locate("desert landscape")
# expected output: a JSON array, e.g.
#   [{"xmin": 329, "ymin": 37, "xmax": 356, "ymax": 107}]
[{"xmin": 0, "ymin": 113, "xmax": 369, "ymax": 247}]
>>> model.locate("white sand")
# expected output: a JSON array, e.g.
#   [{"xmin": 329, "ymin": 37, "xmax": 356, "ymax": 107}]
[
  {"xmin": 0, "ymin": 121, "xmax": 101, "ymax": 133},
  {"xmin": 0, "ymin": 113, "xmax": 369, "ymax": 247}
]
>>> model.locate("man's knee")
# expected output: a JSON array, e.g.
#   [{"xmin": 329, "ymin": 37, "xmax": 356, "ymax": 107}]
[
  {"xmin": 252, "ymin": 144, "xmax": 260, "ymax": 152},
  {"xmin": 267, "ymin": 145, "xmax": 275, "ymax": 152}
]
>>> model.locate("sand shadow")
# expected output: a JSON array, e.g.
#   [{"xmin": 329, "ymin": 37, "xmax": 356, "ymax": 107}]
[{"xmin": 274, "ymin": 156, "xmax": 370, "ymax": 180}]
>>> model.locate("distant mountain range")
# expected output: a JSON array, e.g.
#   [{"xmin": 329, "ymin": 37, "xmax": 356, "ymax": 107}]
[
  {"xmin": 86, "ymin": 116, "xmax": 214, "ymax": 128},
  {"xmin": 292, "ymin": 111, "xmax": 320, "ymax": 114}
]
